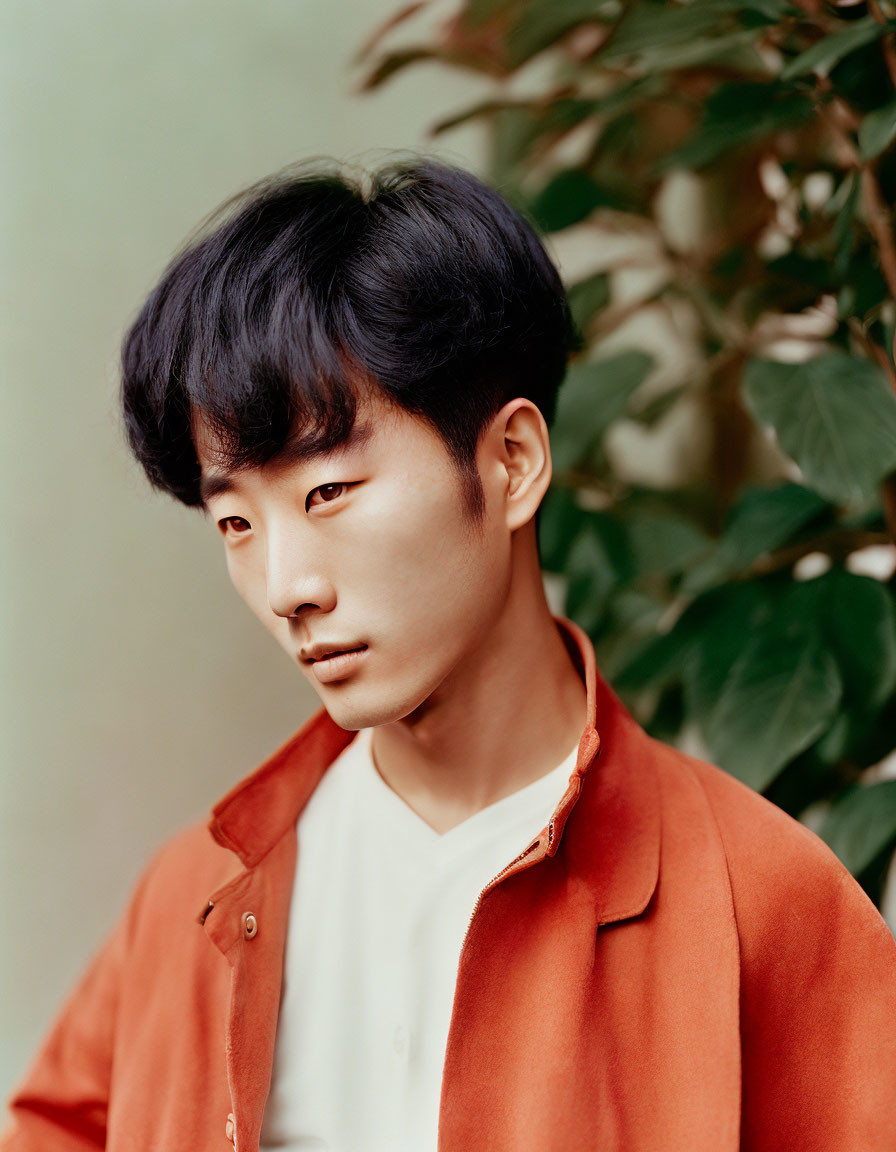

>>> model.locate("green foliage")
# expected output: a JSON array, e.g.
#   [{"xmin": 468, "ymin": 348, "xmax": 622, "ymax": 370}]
[
  {"xmin": 860, "ymin": 100, "xmax": 896, "ymax": 161},
  {"xmin": 698, "ymin": 621, "xmax": 843, "ymax": 790},
  {"xmin": 682, "ymin": 483, "xmax": 828, "ymax": 594},
  {"xmin": 361, "ymin": 0, "xmax": 896, "ymax": 906},
  {"xmin": 743, "ymin": 354, "xmax": 896, "ymax": 505},
  {"xmin": 780, "ymin": 16, "xmax": 889, "ymax": 80},
  {"xmin": 550, "ymin": 351, "xmax": 654, "ymax": 470},
  {"xmin": 820, "ymin": 780, "xmax": 896, "ymax": 876},
  {"xmin": 660, "ymin": 83, "xmax": 816, "ymax": 170}
]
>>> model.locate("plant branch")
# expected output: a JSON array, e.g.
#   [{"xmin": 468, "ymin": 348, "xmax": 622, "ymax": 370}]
[
  {"xmin": 883, "ymin": 478, "xmax": 896, "ymax": 546},
  {"xmin": 815, "ymin": 94, "xmax": 896, "ymax": 374},
  {"xmin": 848, "ymin": 317, "xmax": 896, "ymax": 392},
  {"xmin": 815, "ymin": 73, "xmax": 896, "ymax": 548},
  {"xmin": 584, "ymin": 284, "xmax": 669, "ymax": 343},
  {"xmin": 746, "ymin": 530, "xmax": 893, "ymax": 577},
  {"xmin": 861, "ymin": 169, "xmax": 896, "ymax": 312}
]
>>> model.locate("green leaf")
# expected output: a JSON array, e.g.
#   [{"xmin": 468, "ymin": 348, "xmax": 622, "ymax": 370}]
[
  {"xmin": 698, "ymin": 625, "xmax": 843, "ymax": 790},
  {"xmin": 530, "ymin": 169, "xmax": 622, "ymax": 231},
  {"xmin": 565, "ymin": 515, "xmax": 631, "ymax": 633},
  {"xmin": 435, "ymin": 94, "xmax": 600, "ymax": 139},
  {"xmin": 683, "ymin": 581, "xmax": 781, "ymax": 718},
  {"xmin": 598, "ymin": 587, "xmax": 670, "ymax": 678},
  {"xmin": 683, "ymin": 483, "xmax": 828, "ymax": 592},
  {"xmin": 741, "ymin": 0, "xmax": 798, "ymax": 19},
  {"xmin": 826, "ymin": 37, "xmax": 895, "ymax": 115},
  {"xmin": 624, "ymin": 512, "xmax": 712, "ymax": 577},
  {"xmin": 491, "ymin": 106, "xmax": 549, "ymax": 180},
  {"xmin": 630, "ymin": 27, "xmax": 761, "ymax": 72},
  {"xmin": 360, "ymin": 46, "xmax": 461, "ymax": 90},
  {"xmin": 505, "ymin": 0, "xmax": 618, "ymax": 69},
  {"xmin": 742, "ymin": 354, "xmax": 896, "ymax": 506},
  {"xmin": 567, "ymin": 270, "xmax": 611, "ymax": 333},
  {"xmin": 576, "ymin": 75, "xmax": 666, "ymax": 122},
  {"xmin": 537, "ymin": 486, "xmax": 592, "ymax": 572},
  {"xmin": 831, "ymin": 172, "xmax": 860, "ymax": 279},
  {"xmin": 616, "ymin": 580, "xmax": 770, "ymax": 694},
  {"xmin": 431, "ymin": 98, "xmax": 516, "ymax": 136},
  {"xmin": 780, "ymin": 16, "xmax": 888, "ymax": 81},
  {"xmin": 604, "ymin": 585, "xmax": 666, "ymax": 632},
  {"xmin": 859, "ymin": 100, "xmax": 896, "ymax": 161},
  {"xmin": 612, "ymin": 623, "xmax": 691, "ymax": 694},
  {"xmin": 705, "ymin": 0, "xmax": 799, "ymax": 18},
  {"xmin": 819, "ymin": 781, "xmax": 896, "ymax": 876},
  {"xmin": 785, "ymin": 570, "xmax": 896, "ymax": 712},
  {"xmin": 628, "ymin": 383, "xmax": 687, "ymax": 427},
  {"xmin": 551, "ymin": 351, "xmax": 654, "ymax": 472},
  {"xmin": 660, "ymin": 83, "xmax": 815, "ymax": 170},
  {"xmin": 600, "ymin": 0, "xmax": 750, "ymax": 62},
  {"xmin": 590, "ymin": 113, "xmax": 643, "ymax": 179}
]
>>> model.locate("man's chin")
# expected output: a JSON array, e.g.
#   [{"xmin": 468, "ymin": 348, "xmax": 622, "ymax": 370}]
[{"xmin": 318, "ymin": 688, "xmax": 420, "ymax": 733}]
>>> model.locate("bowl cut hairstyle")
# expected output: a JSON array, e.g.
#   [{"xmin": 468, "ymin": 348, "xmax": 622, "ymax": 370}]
[{"xmin": 120, "ymin": 158, "xmax": 580, "ymax": 520}]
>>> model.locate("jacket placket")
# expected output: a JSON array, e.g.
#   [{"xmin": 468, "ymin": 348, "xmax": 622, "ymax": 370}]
[{"xmin": 201, "ymin": 830, "xmax": 297, "ymax": 1152}]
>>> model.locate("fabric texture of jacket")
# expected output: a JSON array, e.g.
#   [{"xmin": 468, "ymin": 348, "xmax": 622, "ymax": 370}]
[{"xmin": 3, "ymin": 615, "xmax": 896, "ymax": 1151}]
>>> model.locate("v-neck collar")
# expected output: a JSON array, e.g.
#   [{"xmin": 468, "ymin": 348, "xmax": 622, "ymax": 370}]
[
  {"xmin": 358, "ymin": 723, "xmax": 581, "ymax": 847},
  {"xmin": 207, "ymin": 615, "xmax": 661, "ymax": 927}
]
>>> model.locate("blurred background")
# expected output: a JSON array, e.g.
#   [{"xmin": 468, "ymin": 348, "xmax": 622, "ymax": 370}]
[{"xmin": 4, "ymin": 0, "xmax": 896, "ymax": 1099}]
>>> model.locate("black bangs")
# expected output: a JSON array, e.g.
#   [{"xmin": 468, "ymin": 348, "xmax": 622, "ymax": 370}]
[
  {"xmin": 120, "ymin": 158, "xmax": 579, "ymax": 513},
  {"xmin": 121, "ymin": 168, "xmax": 368, "ymax": 505}
]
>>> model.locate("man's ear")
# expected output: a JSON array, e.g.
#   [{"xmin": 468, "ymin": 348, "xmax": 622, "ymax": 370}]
[{"xmin": 483, "ymin": 399, "xmax": 553, "ymax": 532}]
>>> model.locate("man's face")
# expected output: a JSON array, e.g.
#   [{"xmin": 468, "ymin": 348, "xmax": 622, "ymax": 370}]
[{"xmin": 195, "ymin": 397, "xmax": 515, "ymax": 730}]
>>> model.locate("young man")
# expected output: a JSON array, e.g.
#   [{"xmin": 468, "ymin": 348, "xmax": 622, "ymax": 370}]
[{"xmin": 3, "ymin": 159, "xmax": 895, "ymax": 1152}]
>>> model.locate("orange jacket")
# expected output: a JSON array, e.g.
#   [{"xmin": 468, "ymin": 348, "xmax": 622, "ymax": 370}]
[{"xmin": 4, "ymin": 616, "xmax": 896, "ymax": 1151}]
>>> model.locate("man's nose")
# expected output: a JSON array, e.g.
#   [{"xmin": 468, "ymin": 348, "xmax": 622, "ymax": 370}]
[{"xmin": 264, "ymin": 527, "xmax": 336, "ymax": 618}]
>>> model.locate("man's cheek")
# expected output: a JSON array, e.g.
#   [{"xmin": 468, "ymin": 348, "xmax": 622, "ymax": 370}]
[{"xmin": 227, "ymin": 563, "xmax": 269, "ymax": 627}]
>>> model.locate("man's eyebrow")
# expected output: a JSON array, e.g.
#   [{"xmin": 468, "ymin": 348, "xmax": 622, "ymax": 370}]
[
  {"xmin": 199, "ymin": 471, "xmax": 236, "ymax": 505},
  {"xmin": 198, "ymin": 417, "xmax": 375, "ymax": 507},
  {"xmin": 278, "ymin": 416, "xmax": 375, "ymax": 470}
]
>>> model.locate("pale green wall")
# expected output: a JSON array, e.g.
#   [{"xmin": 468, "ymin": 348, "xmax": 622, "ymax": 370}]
[{"xmin": 0, "ymin": 0, "xmax": 486, "ymax": 1096}]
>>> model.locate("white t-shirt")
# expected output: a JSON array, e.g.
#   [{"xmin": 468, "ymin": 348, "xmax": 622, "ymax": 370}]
[{"xmin": 259, "ymin": 726, "xmax": 579, "ymax": 1152}]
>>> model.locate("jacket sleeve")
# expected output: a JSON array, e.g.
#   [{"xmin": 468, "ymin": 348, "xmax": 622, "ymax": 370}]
[
  {"xmin": 708, "ymin": 773, "xmax": 896, "ymax": 1151},
  {"xmin": 0, "ymin": 859, "xmax": 155, "ymax": 1152}
]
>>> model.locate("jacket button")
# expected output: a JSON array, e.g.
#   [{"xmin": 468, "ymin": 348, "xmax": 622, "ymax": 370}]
[
  {"xmin": 242, "ymin": 912, "xmax": 258, "ymax": 939},
  {"xmin": 225, "ymin": 1112, "xmax": 235, "ymax": 1143}
]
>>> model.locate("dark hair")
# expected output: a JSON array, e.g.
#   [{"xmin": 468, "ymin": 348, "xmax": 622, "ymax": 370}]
[{"xmin": 120, "ymin": 157, "xmax": 579, "ymax": 519}]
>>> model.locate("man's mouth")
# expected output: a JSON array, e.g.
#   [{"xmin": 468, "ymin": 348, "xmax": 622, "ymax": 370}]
[
  {"xmin": 305, "ymin": 644, "xmax": 370, "ymax": 684},
  {"xmin": 303, "ymin": 643, "xmax": 368, "ymax": 664}
]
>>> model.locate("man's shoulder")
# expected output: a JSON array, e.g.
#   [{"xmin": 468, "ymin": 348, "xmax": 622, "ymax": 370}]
[
  {"xmin": 652, "ymin": 734, "xmax": 845, "ymax": 881},
  {"xmin": 120, "ymin": 817, "xmax": 240, "ymax": 939},
  {"xmin": 645, "ymin": 733, "xmax": 893, "ymax": 951},
  {"xmin": 143, "ymin": 817, "xmax": 235, "ymax": 881},
  {"xmin": 652, "ymin": 736, "xmax": 829, "ymax": 866}
]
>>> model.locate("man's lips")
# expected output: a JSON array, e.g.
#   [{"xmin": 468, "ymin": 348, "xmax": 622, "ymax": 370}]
[
  {"xmin": 304, "ymin": 645, "xmax": 369, "ymax": 685},
  {"xmin": 300, "ymin": 643, "xmax": 368, "ymax": 664}
]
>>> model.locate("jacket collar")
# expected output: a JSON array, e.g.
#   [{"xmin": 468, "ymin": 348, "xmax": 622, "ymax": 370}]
[
  {"xmin": 208, "ymin": 615, "xmax": 660, "ymax": 925},
  {"xmin": 556, "ymin": 617, "xmax": 661, "ymax": 923}
]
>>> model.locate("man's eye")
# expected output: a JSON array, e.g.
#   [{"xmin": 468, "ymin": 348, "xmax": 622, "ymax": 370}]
[
  {"xmin": 218, "ymin": 516, "xmax": 251, "ymax": 536},
  {"xmin": 306, "ymin": 482, "xmax": 347, "ymax": 511}
]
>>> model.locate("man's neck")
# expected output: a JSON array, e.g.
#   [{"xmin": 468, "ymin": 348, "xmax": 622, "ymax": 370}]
[{"xmin": 370, "ymin": 564, "xmax": 588, "ymax": 836}]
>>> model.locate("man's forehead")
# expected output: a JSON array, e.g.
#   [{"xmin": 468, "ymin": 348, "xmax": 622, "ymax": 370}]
[{"xmin": 192, "ymin": 410, "xmax": 228, "ymax": 468}]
